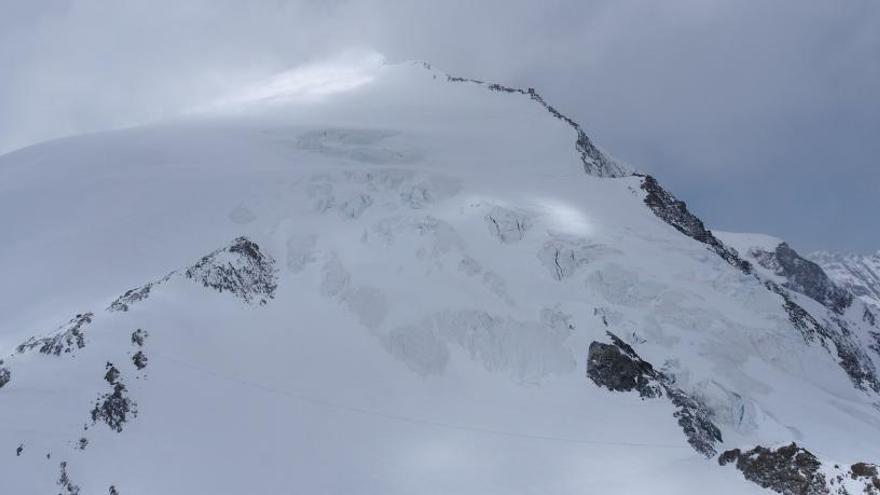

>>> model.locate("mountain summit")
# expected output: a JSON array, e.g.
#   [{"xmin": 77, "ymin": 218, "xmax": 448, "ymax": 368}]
[{"xmin": 1, "ymin": 60, "xmax": 878, "ymax": 494}]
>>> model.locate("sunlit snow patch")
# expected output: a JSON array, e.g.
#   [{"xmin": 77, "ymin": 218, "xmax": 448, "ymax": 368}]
[
  {"xmin": 210, "ymin": 49, "xmax": 384, "ymax": 108},
  {"xmin": 534, "ymin": 198, "xmax": 593, "ymax": 236}
]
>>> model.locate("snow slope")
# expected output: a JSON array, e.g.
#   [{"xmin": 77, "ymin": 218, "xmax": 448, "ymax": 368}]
[
  {"xmin": 812, "ymin": 250, "xmax": 880, "ymax": 311},
  {"xmin": 1, "ymin": 58, "xmax": 879, "ymax": 494}
]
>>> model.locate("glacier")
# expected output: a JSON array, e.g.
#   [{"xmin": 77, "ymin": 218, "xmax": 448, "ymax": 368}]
[{"xmin": 1, "ymin": 58, "xmax": 879, "ymax": 494}]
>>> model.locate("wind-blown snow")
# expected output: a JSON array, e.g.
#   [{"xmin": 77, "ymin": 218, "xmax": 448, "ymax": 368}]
[{"xmin": 0, "ymin": 59, "xmax": 878, "ymax": 494}]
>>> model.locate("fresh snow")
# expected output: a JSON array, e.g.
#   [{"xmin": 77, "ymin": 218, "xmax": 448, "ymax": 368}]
[
  {"xmin": 0, "ymin": 59, "xmax": 878, "ymax": 494},
  {"xmin": 812, "ymin": 250, "xmax": 880, "ymax": 310}
]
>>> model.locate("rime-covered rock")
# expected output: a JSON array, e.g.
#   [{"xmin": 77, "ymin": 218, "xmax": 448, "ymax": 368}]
[
  {"xmin": 90, "ymin": 362, "xmax": 137, "ymax": 433},
  {"xmin": 57, "ymin": 461, "xmax": 81, "ymax": 495},
  {"xmin": 130, "ymin": 328, "xmax": 148, "ymax": 347},
  {"xmin": 132, "ymin": 351, "xmax": 148, "ymax": 370},
  {"xmin": 185, "ymin": 237, "xmax": 278, "ymax": 305},
  {"xmin": 17, "ymin": 313, "xmax": 92, "ymax": 356},
  {"xmin": 0, "ymin": 360, "xmax": 10, "ymax": 389},
  {"xmin": 108, "ymin": 285, "xmax": 153, "ymax": 312},
  {"xmin": 752, "ymin": 243, "xmax": 852, "ymax": 314}
]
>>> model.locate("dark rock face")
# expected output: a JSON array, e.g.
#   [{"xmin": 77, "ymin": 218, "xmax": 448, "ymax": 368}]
[
  {"xmin": 108, "ymin": 284, "xmax": 153, "ymax": 312},
  {"xmin": 587, "ymin": 332, "xmax": 722, "ymax": 457},
  {"xmin": 865, "ymin": 308, "xmax": 877, "ymax": 327},
  {"xmin": 846, "ymin": 464, "xmax": 880, "ymax": 494},
  {"xmin": 719, "ymin": 443, "xmax": 827, "ymax": 495},
  {"xmin": 587, "ymin": 338, "xmax": 661, "ymax": 399},
  {"xmin": 17, "ymin": 313, "xmax": 92, "ymax": 356},
  {"xmin": 131, "ymin": 328, "xmax": 148, "ymax": 347},
  {"xmin": 185, "ymin": 237, "xmax": 278, "ymax": 305},
  {"xmin": 90, "ymin": 362, "xmax": 137, "ymax": 433},
  {"xmin": 58, "ymin": 461, "xmax": 81, "ymax": 495},
  {"xmin": 810, "ymin": 250, "xmax": 880, "ymax": 311},
  {"xmin": 720, "ymin": 444, "xmax": 880, "ymax": 495},
  {"xmin": 770, "ymin": 282, "xmax": 828, "ymax": 347},
  {"xmin": 828, "ymin": 316, "xmax": 880, "ymax": 393},
  {"xmin": 0, "ymin": 360, "xmax": 10, "ymax": 389},
  {"xmin": 851, "ymin": 462, "xmax": 879, "ymax": 479},
  {"xmin": 132, "ymin": 351, "xmax": 148, "ymax": 370},
  {"xmin": 640, "ymin": 175, "xmax": 752, "ymax": 275},
  {"xmin": 131, "ymin": 328, "xmax": 149, "ymax": 369},
  {"xmin": 753, "ymin": 243, "xmax": 852, "ymax": 314},
  {"xmin": 666, "ymin": 388, "xmax": 723, "ymax": 459}
]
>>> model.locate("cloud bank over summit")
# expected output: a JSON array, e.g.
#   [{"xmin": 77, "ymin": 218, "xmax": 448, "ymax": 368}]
[{"xmin": 1, "ymin": 0, "xmax": 878, "ymax": 252}]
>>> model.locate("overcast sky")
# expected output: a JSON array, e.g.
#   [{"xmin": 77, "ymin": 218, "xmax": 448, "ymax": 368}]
[{"xmin": 2, "ymin": 0, "xmax": 878, "ymax": 253}]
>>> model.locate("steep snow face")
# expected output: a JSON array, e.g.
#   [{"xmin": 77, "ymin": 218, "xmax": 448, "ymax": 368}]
[
  {"xmin": 718, "ymin": 231, "xmax": 880, "ymax": 393},
  {"xmin": 812, "ymin": 251, "xmax": 880, "ymax": 311},
  {"xmin": 720, "ymin": 233, "xmax": 852, "ymax": 314},
  {"xmin": 0, "ymin": 61, "xmax": 878, "ymax": 494}
]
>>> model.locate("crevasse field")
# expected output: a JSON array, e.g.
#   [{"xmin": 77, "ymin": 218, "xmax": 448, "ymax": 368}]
[{"xmin": 1, "ymin": 57, "xmax": 878, "ymax": 494}]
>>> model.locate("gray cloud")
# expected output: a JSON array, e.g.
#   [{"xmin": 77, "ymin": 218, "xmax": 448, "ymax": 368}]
[{"xmin": 1, "ymin": 0, "xmax": 878, "ymax": 252}]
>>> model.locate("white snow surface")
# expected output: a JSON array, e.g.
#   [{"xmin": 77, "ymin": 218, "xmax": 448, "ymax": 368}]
[
  {"xmin": 812, "ymin": 250, "xmax": 880, "ymax": 310},
  {"xmin": 0, "ymin": 60, "xmax": 878, "ymax": 494},
  {"xmin": 715, "ymin": 231, "xmax": 787, "ymax": 283}
]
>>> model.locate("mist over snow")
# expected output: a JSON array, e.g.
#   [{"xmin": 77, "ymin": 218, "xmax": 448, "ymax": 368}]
[
  {"xmin": 1, "ymin": 1, "xmax": 878, "ymax": 252},
  {"xmin": 1, "ymin": 3, "xmax": 880, "ymax": 494}
]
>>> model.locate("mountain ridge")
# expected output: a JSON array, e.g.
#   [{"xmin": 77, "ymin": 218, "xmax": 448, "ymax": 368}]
[{"xmin": 1, "ymin": 59, "xmax": 878, "ymax": 494}]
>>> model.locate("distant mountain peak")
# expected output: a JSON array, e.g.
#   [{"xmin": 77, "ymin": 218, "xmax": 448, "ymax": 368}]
[{"xmin": 811, "ymin": 250, "xmax": 880, "ymax": 310}]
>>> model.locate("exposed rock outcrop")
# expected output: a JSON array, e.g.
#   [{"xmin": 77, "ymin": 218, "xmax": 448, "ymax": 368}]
[
  {"xmin": 640, "ymin": 175, "xmax": 752, "ymax": 275},
  {"xmin": 0, "ymin": 360, "xmax": 10, "ymax": 389},
  {"xmin": 185, "ymin": 237, "xmax": 278, "ymax": 305},
  {"xmin": 57, "ymin": 461, "xmax": 81, "ymax": 495},
  {"xmin": 90, "ymin": 362, "xmax": 137, "ymax": 433},
  {"xmin": 17, "ymin": 313, "xmax": 92, "ymax": 356},
  {"xmin": 719, "ymin": 443, "xmax": 826, "ymax": 495},
  {"xmin": 720, "ymin": 444, "xmax": 880, "ymax": 495},
  {"xmin": 108, "ymin": 284, "xmax": 153, "ymax": 312},
  {"xmin": 132, "ymin": 351, "xmax": 148, "ymax": 370},
  {"xmin": 753, "ymin": 243, "xmax": 852, "ymax": 314},
  {"xmin": 587, "ymin": 337, "xmax": 661, "ymax": 399},
  {"xmin": 587, "ymin": 332, "xmax": 722, "ymax": 457}
]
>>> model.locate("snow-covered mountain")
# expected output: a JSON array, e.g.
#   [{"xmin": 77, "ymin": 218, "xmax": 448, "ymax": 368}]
[
  {"xmin": 1, "ymin": 58, "xmax": 879, "ymax": 494},
  {"xmin": 811, "ymin": 251, "xmax": 880, "ymax": 311}
]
